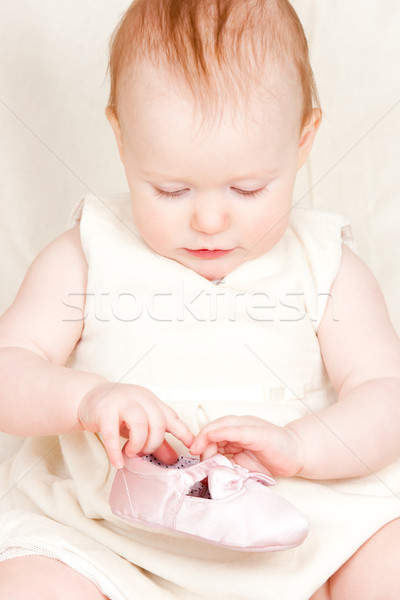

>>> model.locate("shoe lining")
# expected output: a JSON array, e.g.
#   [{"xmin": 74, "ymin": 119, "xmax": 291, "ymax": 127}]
[{"xmin": 142, "ymin": 455, "xmax": 211, "ymax": 499}]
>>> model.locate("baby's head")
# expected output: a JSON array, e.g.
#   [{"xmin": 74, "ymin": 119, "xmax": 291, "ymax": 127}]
[{"xmin": 106, "ymin": 0, "xmax": 321, "ymax": 281}]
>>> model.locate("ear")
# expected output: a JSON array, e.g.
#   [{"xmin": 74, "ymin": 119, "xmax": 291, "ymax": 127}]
[
  {"xmin": 297, "ymin": 108, "xmax": 322, "ymax": 170},
  {"xmin": 106, "ymin": 106, "xmax": 125, "ymax": 164}
]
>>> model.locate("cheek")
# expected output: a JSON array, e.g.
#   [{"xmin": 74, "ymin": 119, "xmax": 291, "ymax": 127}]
[
  {"xmin": 131, "ymin": 202, "xmax": 176, "ymax": 250},
  {"xmin": 245, "ymin": 207, "xmax": 291, "ymax": 250}
]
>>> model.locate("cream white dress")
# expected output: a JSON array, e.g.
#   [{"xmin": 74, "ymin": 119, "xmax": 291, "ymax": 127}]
[{"xmin": 1, "ymin": 193, "xmax": 400, "ymax": 600}]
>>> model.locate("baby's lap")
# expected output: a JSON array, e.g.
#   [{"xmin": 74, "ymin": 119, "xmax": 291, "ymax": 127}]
[{"xmin": 0, "ymin": 556, "xmax": 108, "ymax": 600}]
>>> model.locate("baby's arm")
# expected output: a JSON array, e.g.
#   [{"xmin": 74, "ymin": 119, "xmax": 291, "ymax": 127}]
[
  {"xmin": 192, "ymin": 245, "xmax": 400, "ymax": 480},
  {"xmin": 291, "ymin": 244, "xmax": 400, "ymax": 479},
  {"xmin": 0, "ymin": 227, "xmax": 102, "ymax": 433},
  {"xmin": 0, "ymin": 227, "xmax": 192, "ymax": 468}
]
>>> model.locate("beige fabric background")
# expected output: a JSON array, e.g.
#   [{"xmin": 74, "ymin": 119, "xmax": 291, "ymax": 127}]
[{"xmin": 0, "ymin": 1, "xmax": 399, "ymax": 459}]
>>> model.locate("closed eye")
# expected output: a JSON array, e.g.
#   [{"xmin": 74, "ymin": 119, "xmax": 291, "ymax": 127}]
[
  {"xmin": 154, "ymin": 186, "xmax": 266, "ymax": 199},
  {"xmin": 231, "ymin": 187, "xmax": 266, "ymax": 198},
  {"xmin": 153, "ymin": 187, "xmax": 189, "ymax": 199}
]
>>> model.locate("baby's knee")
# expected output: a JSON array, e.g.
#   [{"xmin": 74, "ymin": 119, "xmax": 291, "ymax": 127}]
[
  {"xmin": 329, "ymin": 518, "xmax": 400, "ymax": 600},
  {"xmin": 0, "ymin": 556, "xmax": 107, "ymax": 600}
]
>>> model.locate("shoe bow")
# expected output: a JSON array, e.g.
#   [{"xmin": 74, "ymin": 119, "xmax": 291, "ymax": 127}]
[{"xmin": 207, "ymin": 461, "xmax": 276, "ymax": 500}]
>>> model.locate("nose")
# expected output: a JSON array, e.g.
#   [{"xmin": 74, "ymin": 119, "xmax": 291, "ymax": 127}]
[{"xmin": 190, "ymin": 194, "xmax": 231, "ymax": 235}]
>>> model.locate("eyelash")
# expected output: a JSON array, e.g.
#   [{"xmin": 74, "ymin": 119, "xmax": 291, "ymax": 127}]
[
  {"xmin": 154, "ymin": 188, "xmax": 187, "ymax": 199},
  {"xmin": 232, "ymin": 187, "xmax": 265, "ymax": 199},
  {"xmin": 153, "ymin": 187, "xmax": 265, "ymax": 199}
]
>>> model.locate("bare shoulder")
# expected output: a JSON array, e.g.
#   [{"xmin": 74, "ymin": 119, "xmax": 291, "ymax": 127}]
[
  {"xmin": 317, "ymin": 244, "xmax": 400, "ymax": 395},
  {"xmin": 0, "ymin": 226, "xmax": 88, "ymax": 365}
]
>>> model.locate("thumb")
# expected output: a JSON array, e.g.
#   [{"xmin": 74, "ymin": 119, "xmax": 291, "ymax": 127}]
[
  {"xmin": 200, "ymin": 442, "xmax": 219, "ymax": 461},
  {"xmin": 152, "ymin": 439, "xmax": 179, "ymax": 465}
]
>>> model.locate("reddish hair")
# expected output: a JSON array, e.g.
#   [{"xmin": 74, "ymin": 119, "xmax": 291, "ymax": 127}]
[{"xmin": 107, "ymin": 0, "xmax": 319, "ymax": 126}]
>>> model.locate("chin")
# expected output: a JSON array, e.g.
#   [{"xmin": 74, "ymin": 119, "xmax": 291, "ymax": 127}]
[
  {"xmin": 195, "ymin": 262, "xmax": 234, "ymax": 281},
  {"xmin": 172, "ymin": 254, "xmax": 236, "ymax": 281}
]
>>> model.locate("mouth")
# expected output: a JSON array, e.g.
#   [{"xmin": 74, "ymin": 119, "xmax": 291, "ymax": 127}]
[{"xmin": 184, "ymin": 248, "xmax": 234, "ymax": 259}]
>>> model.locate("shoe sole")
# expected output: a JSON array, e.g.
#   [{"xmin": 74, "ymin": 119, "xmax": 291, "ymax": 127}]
[{"xmin": 111, "ymin": 508, "xmax": 306, "ymax": 553}]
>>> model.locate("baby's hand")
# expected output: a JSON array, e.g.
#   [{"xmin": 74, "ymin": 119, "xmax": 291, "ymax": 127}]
[
  {"xmin": 79, "ymin": 382, "xmax": 194, "ymax": 469},
  {"xmin": 190, "ymin": 415, "xmax": 304, "ymax": 478}
]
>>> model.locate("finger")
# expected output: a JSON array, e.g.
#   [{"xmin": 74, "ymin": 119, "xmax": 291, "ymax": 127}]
[
  {"xmin": 164, "ymin": 410, "xmax": 194, "ymax": 449},
  {"xmin": 215, "ymin": 441, "xmax": 243, "ymax": 455},
  {"xmin": 190, "ymin": 416, "xmax": 244, "ymax": 454},
  {"xmin": 190, "ymin": 427, "xmax": 226, "ymax": 455},
  {"xmin": 152, "ymin": 440, "xmax": 179, "ymax": 465},
  {"xmin": 133, "ymin": 395, "xmax": 175, "ymax": 454},
  {"xmin": 99, "ymin": 413, "xmax": 124, "ymax": 470},
  {"xmin": 207, "ymin": 425, "xmax": 261, "ymax": 449},
  {"xmin": 124, "ymin": 405, "xmax": 150, "ymax": 457},
  {"xmin": 200, "ymin": 442, "xmax": 219, "ymax": 461},
  {"xmin": 232, "ymin": 450, "xmax": 274, "ymax": 475},
  {"xmin": 189, "ymin": 433, "xmax": 208, "ymax": 455},
  {"xmin": 139, "ymin": 406, "xmax": 168, "ymax": 455}
]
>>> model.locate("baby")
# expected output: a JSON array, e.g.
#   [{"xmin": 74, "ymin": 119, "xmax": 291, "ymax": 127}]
[{"xmin": 1, "ymin": 1, "xmax": 400, "ymax": 599}]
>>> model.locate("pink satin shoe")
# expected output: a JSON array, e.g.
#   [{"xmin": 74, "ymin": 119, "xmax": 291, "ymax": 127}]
[{"xmin": 109, "ymin": 449, "xmax": 308, "ymax": 552}]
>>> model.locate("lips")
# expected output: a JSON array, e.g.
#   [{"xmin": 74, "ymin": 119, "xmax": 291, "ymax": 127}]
[{"xmin": 184, "ymin": 248, "xmax": 234, "ymax": 259}]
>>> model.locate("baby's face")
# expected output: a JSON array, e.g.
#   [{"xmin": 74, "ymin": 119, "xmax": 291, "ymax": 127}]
[{"xmin": 109, "ymin": 63, "xmax": 318, "ymax": 281}]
